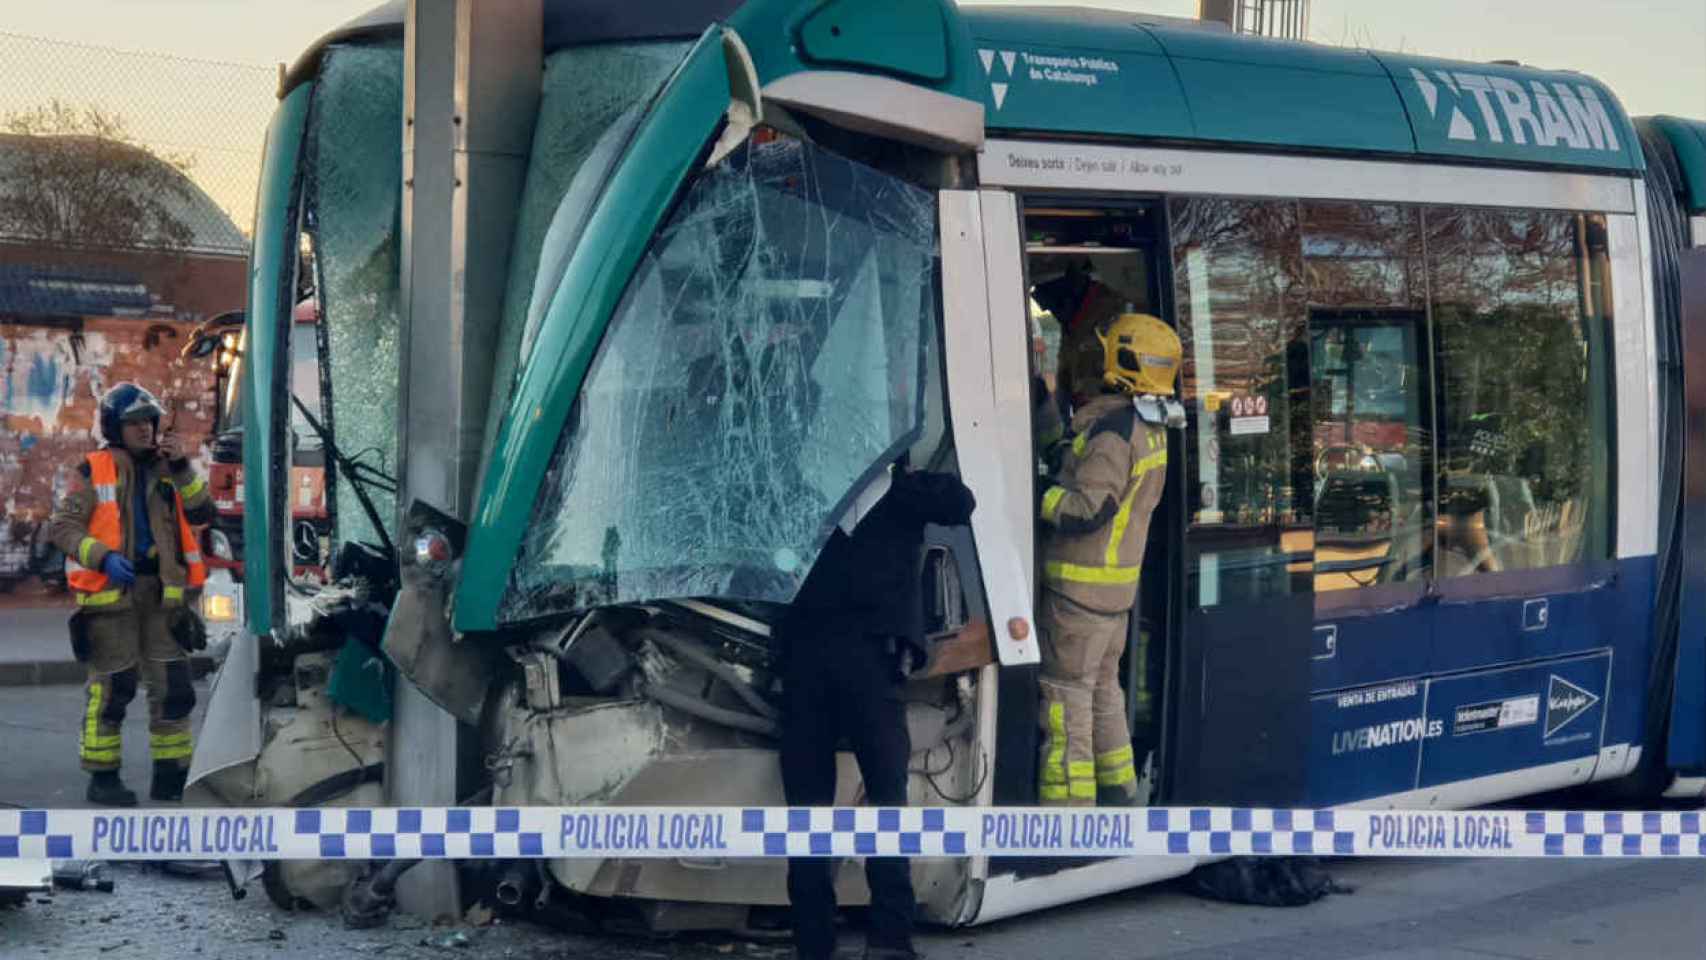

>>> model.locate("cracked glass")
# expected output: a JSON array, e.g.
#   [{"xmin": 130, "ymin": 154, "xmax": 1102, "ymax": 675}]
[
  {"xmin": 481, "ymin": 42, "xmax": 690, "ymax": 465},
  {"xmin": 502, "ymin": 131, "xmax": 940, "ymax": 622},
  {"xmin": 304, "ymin": 43, "xmax": 404, "ymax": 552}
]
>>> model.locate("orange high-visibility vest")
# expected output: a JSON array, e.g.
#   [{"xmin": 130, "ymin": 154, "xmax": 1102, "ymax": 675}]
[{"xmin": 65, "ymin": 450, "xmax": 207, "ymax": 606}]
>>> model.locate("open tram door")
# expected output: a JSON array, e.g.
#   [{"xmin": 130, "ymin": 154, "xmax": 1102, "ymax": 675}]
[{"xmin": 939, "ymin": 188, "xmax": 1313, "ymax": 919}]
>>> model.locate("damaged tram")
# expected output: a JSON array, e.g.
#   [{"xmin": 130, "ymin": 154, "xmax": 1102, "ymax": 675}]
[{"xmin": 188, "ymin": 0, "xmax": 1706, "ymax": 931}]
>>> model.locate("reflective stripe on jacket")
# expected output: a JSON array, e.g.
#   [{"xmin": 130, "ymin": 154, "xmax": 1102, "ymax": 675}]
[
  {"xmin": 56, "ymin": 449, "xmax": 210, "ymax": 608},
  {"xmin": 64, "ymin": 451, "xmax": 123, "ymax": 606},
  {"xmin": 1039, "ymin": 393, "xmax": 1168, "ymax": 614}
]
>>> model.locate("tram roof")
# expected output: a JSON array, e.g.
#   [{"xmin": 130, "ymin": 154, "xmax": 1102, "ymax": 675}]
[
  {"xmin": 1649, "ymin": 116, "xmax": 1706, "ymax": 213},
  {"xmin": 281, "ymin": 0, "xmax": 743, "ymax": 95},
  {"xmin": 283, "ymin": 1, "xmax": 1644, "ymax": 176},
  {"xmin": 960, "ymin": 6, "xmax": 1643, "ymax": 174}
]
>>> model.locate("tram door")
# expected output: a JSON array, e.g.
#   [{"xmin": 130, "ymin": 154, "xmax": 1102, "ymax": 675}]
[
  {"xmin": 967, "ymin": 197, "xmax": 1183, "ymax": 881},
  {"xmin": 1018, "ymin": 201, "xmax": 1175, "ymax": 801}
]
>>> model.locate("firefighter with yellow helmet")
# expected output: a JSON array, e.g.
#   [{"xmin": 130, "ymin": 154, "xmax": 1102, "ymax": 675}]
[
  {"xmin": 49, "ymin": 382, "xmax": 214, "ymax": 806},
  {"xmin": 1035, "ymin": 313, "xmax": 1181, "ymax": 806}
]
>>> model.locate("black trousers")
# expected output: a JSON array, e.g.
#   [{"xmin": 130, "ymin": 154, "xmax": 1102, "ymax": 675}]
[{"xmin": 780, "ymin": 628, "xmax": 915, "ymax": 960}]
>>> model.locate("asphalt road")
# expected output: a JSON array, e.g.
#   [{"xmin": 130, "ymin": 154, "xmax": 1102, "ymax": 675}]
[
  {"xmin": 2, "ymin": 846, "xmax": 1701, "ymax": 959},
  {"xmin": 0, "ymin": 680, "xmax": 209, "ymax": 810},
  {"xmin": 2, "ymin": 683, "xmax": 1702, "ymax": 958}
]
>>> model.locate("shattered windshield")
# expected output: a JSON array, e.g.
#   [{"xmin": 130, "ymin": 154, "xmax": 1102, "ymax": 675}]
[{"xmin": 501, "ymin": 132, "xmax": 941, "ymax": 622}]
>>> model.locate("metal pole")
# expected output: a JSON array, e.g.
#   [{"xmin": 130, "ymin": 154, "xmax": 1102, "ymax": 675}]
[
  {"xmin": 1198, "ymin": 0, "xmax": 1237, "ymax": 30},
  {"xmin": 394, "ymin": 0, "xmax": 540, "ymax": 921}
]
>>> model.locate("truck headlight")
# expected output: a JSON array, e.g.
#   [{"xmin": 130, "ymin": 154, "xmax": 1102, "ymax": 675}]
[{"xmin": 203, "ymin": 592, "xmax": 237, "ymax": 622}]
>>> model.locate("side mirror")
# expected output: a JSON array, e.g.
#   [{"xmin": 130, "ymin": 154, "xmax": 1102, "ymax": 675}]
[{"xmin": 184, "ymin": 331, "xmax": 222, "ymax": 360}]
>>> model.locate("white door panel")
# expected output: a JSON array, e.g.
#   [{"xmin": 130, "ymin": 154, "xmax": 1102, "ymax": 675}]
[
  {"xmin": 978, "ymin": 190, "xmax": 1037, "ymax": 594},
  {"xmin": 939, "ymin": 190, "xmax": 1037, "ymax": 666}
]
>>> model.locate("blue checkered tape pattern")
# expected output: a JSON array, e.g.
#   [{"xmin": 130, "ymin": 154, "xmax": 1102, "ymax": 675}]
[
  {"xmin": 1146, "ymin": 808, "xmax": 1357, "ymax": 856},
  {"xmin": 3, "ymin": 805, "xmax": 1704, "ymax": 861},
  {"xmin": 0, "ymin": 810, "xmax": 74, "ymax": 860},
  {"xmin": 742, "ymin": 807, "xmax": 967, "ymax": 857},
  {"xmin": 291, "ymin": 808, "xmax": 546, "ymax": 859},
  {"xmin": 1527, "ymin": 810, "xmax": 1705, "ymax": 857}
]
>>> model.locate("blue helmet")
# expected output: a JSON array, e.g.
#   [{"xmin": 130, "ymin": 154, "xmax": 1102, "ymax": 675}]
[{"xmin": 98, "ymin": 382, "xmax": 164, "ymax": 447}]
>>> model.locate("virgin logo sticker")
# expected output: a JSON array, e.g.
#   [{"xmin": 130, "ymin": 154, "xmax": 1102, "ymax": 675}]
[{"xmin": 1544, "ymin": 675, "xmax": 1599, "ymax": 738}]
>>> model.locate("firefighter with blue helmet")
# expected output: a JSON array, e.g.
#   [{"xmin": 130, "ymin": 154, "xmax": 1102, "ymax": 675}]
[{"xmin": 48, "ymin": 381, "xmax": 214, "ymax": 805}]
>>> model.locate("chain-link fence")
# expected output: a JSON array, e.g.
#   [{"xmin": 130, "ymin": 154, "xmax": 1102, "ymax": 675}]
[
  {"xmin": 0, "ymin": 32, "xmax": 274, "ymax": 588},
  {"xmin": 0, "ymin": 31, "xmax": 276, "ymax": 254}
]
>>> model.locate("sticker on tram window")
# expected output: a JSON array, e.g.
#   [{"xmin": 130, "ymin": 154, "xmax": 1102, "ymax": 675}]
[
  {"xmin": 1452, "ymin": 695, "xmax": 1540, "ymax": 736},
  {"xmin": 1227, "ymin": 395, "xmax": 1270, "ymax": 436}
]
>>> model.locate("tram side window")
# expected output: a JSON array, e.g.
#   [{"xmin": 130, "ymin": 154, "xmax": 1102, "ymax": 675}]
[
  {"xmin": 1170, "ymin": 197, "xmax": 1309, "ymax": 606},
  {"xmin": 1426, "ymin": 208, "xmax": 1613, "ymax": 576},
  {"xmin": 304, "ymin": 42, "xmax": 405, "ymax": 554},
  {"xmin": 1301, "ymin": 202, "xmax": 1432, "ymax": 593}
]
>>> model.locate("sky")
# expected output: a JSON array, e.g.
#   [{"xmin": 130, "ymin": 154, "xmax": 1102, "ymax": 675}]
[
  {"xmin": 1, "ymin": 0, "xmax": 1699, "ymax": 117},
  {"xmin": 1, "ymin": 0, "xmax": 1700, "ymax": 228}
]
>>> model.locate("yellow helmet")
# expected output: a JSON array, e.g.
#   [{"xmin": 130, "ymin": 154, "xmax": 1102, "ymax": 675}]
[{"xmin": 1098, "ymin": 313, "xmax": 1181, "ymax": 396}]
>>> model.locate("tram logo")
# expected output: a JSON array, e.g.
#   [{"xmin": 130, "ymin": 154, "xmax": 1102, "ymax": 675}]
[
  {"xmin": 977, "ymin": 48, "xmax": 1120, "ymax": 111},
  {"xmin": 1544, "ymin": 675, "xmax": 1600, "ymax": 738},
  {"xmin": 978, "ymin": 49, "xmax": 1018, "ymax": 109},
  {"xmin": 1407, "ymin": 67, "xmax": 1622, "ymax": 153}
]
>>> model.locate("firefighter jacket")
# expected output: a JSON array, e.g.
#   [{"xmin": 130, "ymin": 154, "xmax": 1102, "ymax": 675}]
[
  {"xmin": 50, "ymin": 447, "xmax": 213, "ymax": 610},
  {"xmin": 1039, "ymin": 393, "xmax": 1168, "ymax": 614}
]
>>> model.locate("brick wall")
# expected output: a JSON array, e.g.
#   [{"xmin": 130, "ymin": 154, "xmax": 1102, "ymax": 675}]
[{"xmin": 0, "ymin": 315, "xmax": 221, "ymax": 578}]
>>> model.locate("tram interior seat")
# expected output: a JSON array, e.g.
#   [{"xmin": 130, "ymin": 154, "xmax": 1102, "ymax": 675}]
[
  {"xmin": 1439, "ymin": 474, "xmax": 1541, "ymax": 574},
  {"xmin": 1486, "ymin": 474, "xmax": 1538, "ymax": 568},
  {"xmin": 1314, "ymin": 469, "xmax": 1401, "ymax": 585}
]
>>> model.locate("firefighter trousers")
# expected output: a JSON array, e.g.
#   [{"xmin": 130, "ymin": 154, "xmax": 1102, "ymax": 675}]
[
  {"xmin": 78, "ymin": 576, "xmax": 196, "ymax": 773},
  {"xmin": 1037, "ymin": 590, "xmax": 1136, "ymax": 806}
]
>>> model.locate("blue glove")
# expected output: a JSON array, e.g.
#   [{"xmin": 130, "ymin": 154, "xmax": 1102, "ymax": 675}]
[{"xmin": 100, "ymin": 552, "xmax": 135, "ymax": 587}]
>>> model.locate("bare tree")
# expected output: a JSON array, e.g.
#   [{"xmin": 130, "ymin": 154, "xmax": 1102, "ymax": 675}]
[{"xmin": 0, "ymin": 100, "xmax": 197, "ymax": 251}]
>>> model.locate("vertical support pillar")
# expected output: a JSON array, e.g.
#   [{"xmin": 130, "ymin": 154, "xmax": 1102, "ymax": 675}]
[
  {"xmin": 394, "ymin": 0, "xmax": 540, "ymax": 920},
  {"xmin": 1198, "ymin": 0, "xmax": 1236, "ymax": 30}
]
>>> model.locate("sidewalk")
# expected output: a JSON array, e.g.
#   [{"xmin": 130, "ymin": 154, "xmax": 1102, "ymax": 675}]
[{"xmin": 0, "ymin": 604, "xmax": 215, "ymax": 686}]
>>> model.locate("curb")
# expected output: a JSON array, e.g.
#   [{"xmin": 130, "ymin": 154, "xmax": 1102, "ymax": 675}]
[{"xmin": 0, "ymin": 657, "xmax": 217, "ymax": 687}]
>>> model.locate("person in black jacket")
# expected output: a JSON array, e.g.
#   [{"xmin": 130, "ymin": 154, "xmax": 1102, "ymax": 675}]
[{"xmin": 778, "ymin": 463, "xmax": 977, "ymax": 960}]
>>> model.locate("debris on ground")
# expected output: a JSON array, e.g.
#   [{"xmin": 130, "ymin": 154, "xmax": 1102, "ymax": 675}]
[
  {"xmin": 463, "ymin": 903, "xmax": 494, "ymax": 927},
  {"xmin": 1187, "ymin": 857, "xmax": 1343, "ymax": 907},
  {"xmin": 421, "ymin": 930, "xmax": 472, "ymax": 949},
  {"xmin": 51, "ymin": 861, "xmax": 114, "ymax": 893},
  {"xmin": 158, "ymin": 861, "xmax": 225, "ymax": 881}
]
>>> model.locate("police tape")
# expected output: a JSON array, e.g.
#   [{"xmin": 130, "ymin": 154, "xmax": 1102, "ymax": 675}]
[{"xmin": 2, "ymin": 805, "xmax": 1701, "ymax": 862}]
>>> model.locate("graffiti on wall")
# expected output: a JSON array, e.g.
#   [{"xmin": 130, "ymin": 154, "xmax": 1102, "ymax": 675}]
[{"xmin": 1, "ymin": 317, "xmax": 218, "ymax": 581}]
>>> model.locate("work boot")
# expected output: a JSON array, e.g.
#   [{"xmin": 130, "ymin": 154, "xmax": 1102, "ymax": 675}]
[
  {"xmin": 150, "ymin": 761, "xmax": 188, "ymax": 803},
  {"xmin": 86, "ymin": 770, "xmax": 138, "ymax": 807},
  {"xmin": 1097, "ymin": 784, "xmax": 1140, "ymax": 807}
]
